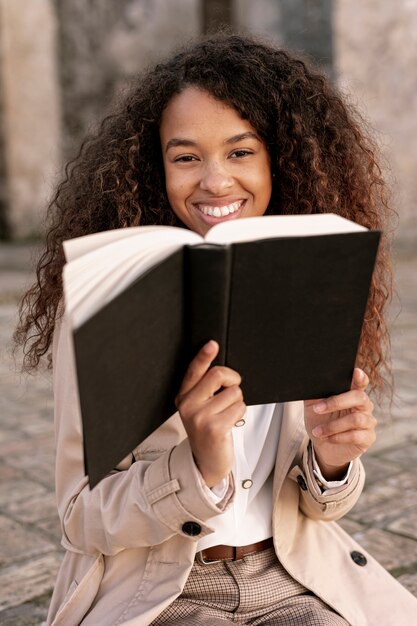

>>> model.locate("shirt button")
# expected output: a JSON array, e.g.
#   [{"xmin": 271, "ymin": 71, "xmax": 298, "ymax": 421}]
[
  {"xmin": 182, "ymin": 521, "xmax": 202, "ymax": 536},
  {"xmin": 234, "ymin": 419, "xmax": 246, "ymax": 427},
  {"xmin": 350, "ymin": 551, "xmax": 367, "ymax": 566},
  {"xmin": 242, "ymin": 479, "xmax": 253, "ymax": 489}
]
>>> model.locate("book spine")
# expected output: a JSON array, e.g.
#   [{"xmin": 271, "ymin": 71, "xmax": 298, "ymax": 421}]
[{"xmin": 184, "ymin": 244, "xmax": 232, "ymax": 366}]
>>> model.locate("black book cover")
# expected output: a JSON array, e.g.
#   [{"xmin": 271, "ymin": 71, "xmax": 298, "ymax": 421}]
[{"xmin": 73, "ymin": 230, "xmax": 380, "ymax": 487}]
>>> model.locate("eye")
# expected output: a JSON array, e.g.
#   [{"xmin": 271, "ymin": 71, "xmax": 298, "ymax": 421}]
[
  {"xmin": 173, "ymin": 154, "xmax": 198, "ymax": 163},
  {"xmin": 229, "ymin": 149, "xmax": 253, "ymax": 159}
]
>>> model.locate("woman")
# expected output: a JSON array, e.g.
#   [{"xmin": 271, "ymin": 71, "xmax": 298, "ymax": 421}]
[{"xmin": 15, "ymin": 33, "xmax": 416, "ymax": 625}]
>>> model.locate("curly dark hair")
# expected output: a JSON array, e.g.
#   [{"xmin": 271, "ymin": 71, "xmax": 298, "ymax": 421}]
[{"xmin": 15, "ymin": 32, "xmax": 393, "ymax": 395}]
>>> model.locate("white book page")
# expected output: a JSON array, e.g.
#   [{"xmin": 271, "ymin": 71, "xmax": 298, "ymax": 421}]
[
  {"xmin": 63, "ymin": 225, "xmax": 201, "ymax": 262},
  {"xmin": 206, "ymin": 213, "xmax": 366, "ymax": 244},
  {"xmin": 64, "ymin": 214, "xmax": 367, "ymax": 329},
  {"xmin": 64, "ymin": 227, "xmax": 201, "ymax": 328}
]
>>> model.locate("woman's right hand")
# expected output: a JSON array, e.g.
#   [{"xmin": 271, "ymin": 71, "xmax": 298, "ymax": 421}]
[{"xmin": 175, "ymin": 340, "xmax": 246, "ymax": 488}]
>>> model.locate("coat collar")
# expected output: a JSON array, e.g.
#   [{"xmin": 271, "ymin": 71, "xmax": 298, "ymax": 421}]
[{"xmin": 272, "ymin": 401, "xmax": 307, "ymax": 500}]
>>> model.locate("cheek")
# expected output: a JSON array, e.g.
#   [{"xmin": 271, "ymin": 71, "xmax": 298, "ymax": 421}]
[
  {"xmin": 164, "ymin": 168, "xmax": 190, "ymax": 204},
  {"xmin": 250, "ymin": 169, "xmax": 273, "ymax": 211},
  {"xmin": 164, "ymin": 170, "xmax": 180, "ymax": 206},
  {"xmin": 166, "ymin": 179, "xmax": 186, "ymax": 209}
]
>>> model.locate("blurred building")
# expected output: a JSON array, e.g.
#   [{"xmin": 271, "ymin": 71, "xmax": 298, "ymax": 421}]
[{"xmin": 0, "ymin": 0, "xmax": 416, "ymax": 245}]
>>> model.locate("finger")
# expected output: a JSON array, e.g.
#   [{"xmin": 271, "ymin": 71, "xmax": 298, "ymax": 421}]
[
  {"xmin": 314, "ymin": 427, "xmax": 376, "ymax": 450},
  {"xmin": 178, "ymin": 340, "xmax": 219, "ymax": 397},
  {"xmin": 202, "ymin": 384, "xmax": 244, "ymax": 415},
  {"xmin": 312, "ymin": 411, "xmax": 377, "ymax": 439},
  {"xmin": 304, "ymin": 397, "xmax": 322, "ymax": 408},
  {"xmin": 215, "ymin": 399, "xmax": 247, "ymax": 428},
  {"xmin": 313, "ymin": 389, "xmax": 373, "ymax": 415},
  {"xmin": 190, "ymin": 365, "xmax": 241, "ymax": 400},
  {"xmin": 193, "ymin": 399, "xmax": 247, "ymax": 437},
  {"xmin": 351, "ymin": 367, "xmax": 369, "ymax": 391}
]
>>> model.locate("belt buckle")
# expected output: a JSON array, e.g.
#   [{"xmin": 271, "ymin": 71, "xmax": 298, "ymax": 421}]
[{"xmin": 195, "ymin": 551, "xmax": 224, "ymax": 565}]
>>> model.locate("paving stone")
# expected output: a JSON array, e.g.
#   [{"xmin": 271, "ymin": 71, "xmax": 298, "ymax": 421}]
[
  {"xmin": 20, "ymin": 464, "xmax": 55, "ymax": 491},
  {"xmin": 348, "ymin": 528, "xmax": 417, "ymax": 572},
  {"xmin": 349, "ymin": 471, "xmax": 417, "ymax": 527},
  {"xmin": 336, "ymin": 517, "xmax": 365, "ymax": 536},
  {"xmin": 0, "ymin": 553, "xmax": 61, "ymax": 612},
  {"xmin": 37, "ymin": 517, "xmax": 62, "ymax": 544},
  {"xmin": 5, "ymin": 443, "xmax": 55, "ymax": 488},
  {"xmin": 371, "ymin": 420, "xmax": 417, "ymax": 453},
  {"xmin": 5, "ymin": 441, "xmax": 55, "ymax": 472},
  {"xmin": 19, "ymin": 420, "xmax": 53, "ymax": 438},
  {"xmin": 0, "ymin": 438, "xmax": 41, "ymax": 462},
  {"xmin": 0, "ymin": 272, "xmax": 32, "ymax": 297},
  {"xmin": 0, "ymin": 428, "xmax": 21, "ymax": 444},
  {"xmin": 1, "ymin": 245, "xmax": 417, "ymax": 621},
  {"xmin": 0, "ymin": 479, "xmax": 46, "ymax": 507},
  {"xmin": 361, "ymin": 454, "xmax": 402, "ymax": 484},
  {"xmin": 0, "ymin": 516, "xmax": 56, "ymax": 568},
  {"xmin": 0, "ymin": 397, "xmax": 37, "ymax": 420},
  {"xmin": 379, "ymin": 443, "xmax": 417, "ymax": 467},
  {"xmin": 0, "ymin": 595, "xmax": 50, "ymax": 626},
  {"xmin": 397, "ymin": 573, "xmax": 417, "ymax": 597},
  {"xmin": 0, "ymin": 463, "xmax": 23, "ymax": 481},
  {"xmin": 3, "ymin": 492, "xmax": 58, "ymax": 525},
  {"xmin": 388, "ymin": 509, "xmax": 417, "ymax": 541}
]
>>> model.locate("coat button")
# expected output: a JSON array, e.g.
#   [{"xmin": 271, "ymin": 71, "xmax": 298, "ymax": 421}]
[
  {"xmin": 182, "ymin": 521, "xmax": 202, "ymax": 536},
  {"xmin": 350, "ymin": 551, "xmax": 367, "ymax": 566},
  {"xmin": 297, "ymin": 475, "xmax": 308, "ymax": 491},
  {"xmin": 242, "ymin": 479, "xmax": 253, "ymax": 489}
]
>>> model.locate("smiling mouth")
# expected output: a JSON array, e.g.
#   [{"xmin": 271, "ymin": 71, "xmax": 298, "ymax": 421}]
[{"xmin": 195, "ymin": 200, "xmax": 244, "ymax": 217}]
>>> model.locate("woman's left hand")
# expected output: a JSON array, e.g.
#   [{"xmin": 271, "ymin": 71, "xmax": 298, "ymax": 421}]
[{"xmin": 304, "ymin": 368, "xmax": 377, "ymax": 480}]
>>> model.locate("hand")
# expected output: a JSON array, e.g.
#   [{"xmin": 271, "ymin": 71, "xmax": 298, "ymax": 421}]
[
  {"xmin": 304, "ymin": 368, "xmax": 376, "ymax": 480},
  {"xmin": 175, "ymin": 340, "xmax": 246, "ymax": 487}
]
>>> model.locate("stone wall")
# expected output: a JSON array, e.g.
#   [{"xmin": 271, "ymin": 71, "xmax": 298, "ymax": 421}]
[
  {"xmin": 56, "ymin": 0, "xmax": 201, "ymax": 161},
  {"xmin": 334, "ymin": 0, "xmax": 417, "ymax": 247},
  {"xmin": 235, "ymin": 0, "xmax": 417, "ymax": 245},
  {"xmin": 0, "ymin": 18, "xmax": 8, "ymax": 239},
  {"xmin": 0, "ymin": 0, "xmax": 61, "ymax": 239},
  {"xmin": 0, "ymin": 0, "xmax": 416, "ymax": 242},
  {"xmin": 233, "ymin": 0, "xmax": 333, "ymax": 75}
]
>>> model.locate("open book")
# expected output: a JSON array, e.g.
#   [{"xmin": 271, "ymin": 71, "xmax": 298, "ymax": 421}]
[{"xmin": 63, "ymin": 214, "xmax": 380, "ymax": 487}]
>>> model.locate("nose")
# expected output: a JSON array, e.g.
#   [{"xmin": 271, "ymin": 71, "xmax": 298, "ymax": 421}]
[{"xmin": 199, "ymin": 161, "xmax": 234, "ymax": 194}]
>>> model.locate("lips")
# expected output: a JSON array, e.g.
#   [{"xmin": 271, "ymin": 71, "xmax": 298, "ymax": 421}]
[{"xmin": 194, "ymin": 200, "xmax": 245, "ymax": 218}]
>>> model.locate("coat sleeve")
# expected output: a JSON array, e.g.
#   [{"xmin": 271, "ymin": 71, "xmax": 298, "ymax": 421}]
[
  {"xmin": 288, "ymin": 440, "xmax": 365, "ymax": 522},
  {"xmin": 53, "ymin": 313, "xmax": 234, "ymax": 557}
]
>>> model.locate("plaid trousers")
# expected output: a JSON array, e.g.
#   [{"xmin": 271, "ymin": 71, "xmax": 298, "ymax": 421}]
[{"xmin": 150, "ymin": 547, "xmax": 350, "ymax": 625}]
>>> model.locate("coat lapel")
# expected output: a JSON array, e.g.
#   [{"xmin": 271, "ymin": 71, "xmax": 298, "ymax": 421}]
[{"xmin": 272, "ymin": 401, "xmax": 306, "ymax": 501}]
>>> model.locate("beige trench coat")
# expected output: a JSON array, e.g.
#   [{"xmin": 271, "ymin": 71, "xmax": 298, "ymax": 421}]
[{"xmin": 47, "ymin": 315, "xmax": 417, "ymax": 626}]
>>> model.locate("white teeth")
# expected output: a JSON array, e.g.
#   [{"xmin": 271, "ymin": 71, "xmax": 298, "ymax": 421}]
[{"xmin": 198, "ymin": 201, "xmax": 242, "ymax": 217}]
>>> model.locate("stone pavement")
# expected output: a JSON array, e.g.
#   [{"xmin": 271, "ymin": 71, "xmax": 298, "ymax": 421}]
[{"xmin": 0, "ymin": 243, "xmax": 416, "ymax": 625}]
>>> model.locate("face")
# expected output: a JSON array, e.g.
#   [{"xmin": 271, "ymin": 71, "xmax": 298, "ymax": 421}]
[{"xmin": 160, "ymin": 87, "xmax": 272, "ymax": 236}]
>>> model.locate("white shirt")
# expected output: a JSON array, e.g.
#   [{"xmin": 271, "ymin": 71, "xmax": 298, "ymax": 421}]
[
  {"xmin": 197, "ymin": 403, "xmax": 281, "ymax": 551},
  {"xmin": 197, "ymin": 403, "xmax": 352, "ymax": 552}
]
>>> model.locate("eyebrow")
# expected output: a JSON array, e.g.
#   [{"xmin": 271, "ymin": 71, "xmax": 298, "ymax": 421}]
[
  {"xmin": 225, "ymin": 132, "xmax": 260, "ymax": 145},
  {"xmin": 165, "ymin": 132, "xmax": 260, "ymax": 152}
]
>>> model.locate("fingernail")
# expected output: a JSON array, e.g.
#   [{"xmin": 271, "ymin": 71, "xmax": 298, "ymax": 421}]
[
  {"xmin": 203, "ymin": 340, "xmax": 216, "ymax": 353},
  {"xmin": 312, "ymin": 426, "xmax": 323, "ymax": 437},
  {"xmin": 355, "ymin": 367, "xmax": 364, "ymax": 380},
  {"xmin": 313, "ymin": 401, "xmax": 327, "ymax": 414}
]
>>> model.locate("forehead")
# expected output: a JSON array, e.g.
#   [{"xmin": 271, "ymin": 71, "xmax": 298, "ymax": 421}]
[{"xmin": 160, "ymin": 87, "xmax": 256, "ymax": 141}]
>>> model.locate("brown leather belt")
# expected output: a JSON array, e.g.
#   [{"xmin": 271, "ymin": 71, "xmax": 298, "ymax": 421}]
[{"xmin": 196, "ymin": 537, "xmax": 273, "ymax": 564}]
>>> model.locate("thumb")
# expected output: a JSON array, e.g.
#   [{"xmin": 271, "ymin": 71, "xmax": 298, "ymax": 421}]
[
  {"xmin": 177, "ymin": 340, "xmax": 219, "ymax": 399},
  {"xmin": 351, "ymin": 367, "xmax": 369, "ymax": 391}
]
